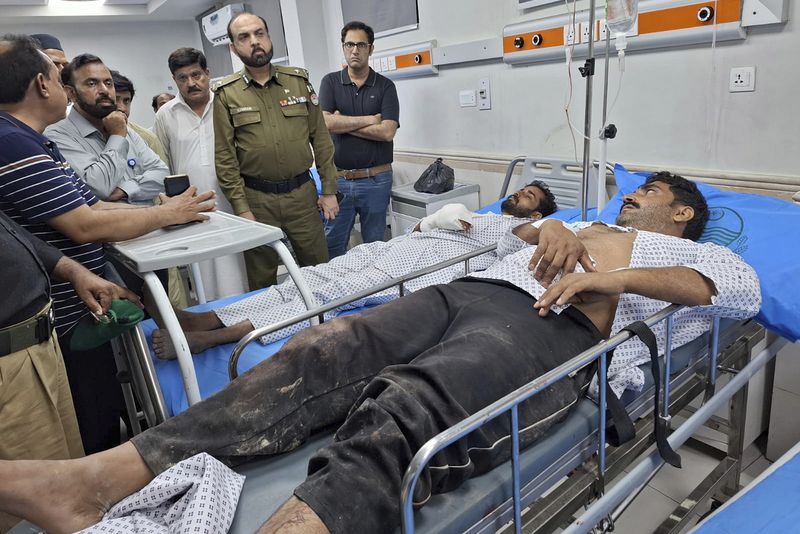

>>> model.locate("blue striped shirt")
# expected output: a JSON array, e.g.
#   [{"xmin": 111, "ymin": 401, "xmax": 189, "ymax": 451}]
[{"xmin": 0, "ymin": 112, "xmax": 106, "ymax": 336}]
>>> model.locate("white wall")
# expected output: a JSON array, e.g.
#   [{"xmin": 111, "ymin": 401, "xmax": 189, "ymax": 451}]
[
  {"xmin": 280, "ymin": 0, "xmax": 335, "ymax": 89},
  {"xmin": 10, "ymin": 1, "xmax": 796, "ymax": 196},
  {"xmin": 316, "ymin": 0, "xmax": 800, "ymax": 198},
  {"xmin": 0, "ymin": 21, "xmax": 203, "ymax": 127}
]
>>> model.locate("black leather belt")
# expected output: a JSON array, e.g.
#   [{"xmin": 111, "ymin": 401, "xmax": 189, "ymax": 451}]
[
  {"xmin": 243, "ymin": 171, "xmax": 311, "ymax": 195},
  {"xmin": 0, "ymin": 302, "xmax": 54, "ymax": 357}
]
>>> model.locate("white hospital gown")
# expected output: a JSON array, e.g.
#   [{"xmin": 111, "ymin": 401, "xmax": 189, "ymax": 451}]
[
  {"xmin": 469, "ymin": 222, "xmax": 762, "ymax": 397},
  {"xmin": 214, "ymin": 213, "xmax": 532, "ymax": 344},
  {"xmin": 79, "ymin": 453, "xmax": 243, "ymax": 534}
]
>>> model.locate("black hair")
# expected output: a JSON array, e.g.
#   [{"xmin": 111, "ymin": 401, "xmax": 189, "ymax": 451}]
[
  {"xmin": 644, "ymin": 171, "xmax": 709, "ymax": 241},
  {"xmin": 0, "ymin": 34, "xmax": 52, "ymax": 105},
  {"xmin": 226, "ymin": 12, "xmax": 269, "ymax": 41},
  {"xmin": 110, "ymin": 70, "xmax": 134, "ymax": 98},
  {"xmin": 526, "ymin": 180, "xmax": 558, "ymax": 217},
  {"xmin": 61, "ymin": 53, "xmax": 104, "ymax": 86},
  {"xmin": 341, "ymin": 21, "xmax": 375, "ymax": 45},
  {"xmin": 151, "ymin": 93, "xmax": 170, "ymax": 112},
  {"xmin": 168, "ymin": 47, "xmax": 207, "ymax": 74}
]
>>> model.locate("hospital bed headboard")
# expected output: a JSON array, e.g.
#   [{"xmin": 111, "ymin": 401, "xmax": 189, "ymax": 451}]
[{"xmin": 500, "ymin": 157, "xmax": 603, "ymax": 209}]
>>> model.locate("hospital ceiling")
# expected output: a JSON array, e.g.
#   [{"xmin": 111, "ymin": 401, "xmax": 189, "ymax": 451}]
[{"xmin": 0, "ymin": 0, "xmax": 222, "ymax": 22}]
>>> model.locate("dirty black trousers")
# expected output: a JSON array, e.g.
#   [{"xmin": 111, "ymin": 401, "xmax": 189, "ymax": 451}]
[{"xmin": 131, "ymin": 279, "xmax": 602, "ymax": 533}]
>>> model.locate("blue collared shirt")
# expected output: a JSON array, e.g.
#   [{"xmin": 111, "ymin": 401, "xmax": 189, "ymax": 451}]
[{"xmin": 45, "ymin": 108, "xmax": 167, "ymax": 204}]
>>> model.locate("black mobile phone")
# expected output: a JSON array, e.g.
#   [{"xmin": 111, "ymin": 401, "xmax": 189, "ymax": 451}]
[{"xmin": 164, "ymin": 174, "xmax": 190, "ymax": 197}]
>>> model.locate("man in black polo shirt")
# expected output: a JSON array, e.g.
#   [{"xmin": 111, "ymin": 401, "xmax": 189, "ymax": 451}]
[{"xmin": 319, "ymin": 20, "xmax": 400, "ymax": 258}]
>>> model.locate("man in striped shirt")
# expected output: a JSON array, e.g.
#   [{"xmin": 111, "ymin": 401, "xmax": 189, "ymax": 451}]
[{"xmin": 0, "ymin": 34, "xmax": 215, "ymax": 452}]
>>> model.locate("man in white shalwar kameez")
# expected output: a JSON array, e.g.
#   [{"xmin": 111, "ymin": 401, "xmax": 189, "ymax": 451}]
[
  {"xmin": 155, "ymin": 47, "xmax": 248, "ymax": 300},
  {"xmin": 152, "ymin": 181, "xmax": 557, "ymax": 357}
]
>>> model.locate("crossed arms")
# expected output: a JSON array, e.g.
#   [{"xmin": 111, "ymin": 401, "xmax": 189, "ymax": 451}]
[{"xmin": 322, "ymin": 111, "xmax": 398, "ymax": 143}]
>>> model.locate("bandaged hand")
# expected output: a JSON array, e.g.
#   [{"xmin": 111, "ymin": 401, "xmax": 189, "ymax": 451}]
[{"xmin": 419, "ymin": 203, "xmax": 474, "ymax": 232}]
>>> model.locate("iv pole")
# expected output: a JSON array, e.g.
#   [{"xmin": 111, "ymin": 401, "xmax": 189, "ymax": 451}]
[
  {"xmin": 579, "ymin": 0, "xmax": 615, "ymax": 219},
  {"xmin": 579, "ymin": 0, "xmax": 597, "ymax": 220},
  {"xmin": 596, "ymin": 21, "xmax": 614, "ymax": 213}
]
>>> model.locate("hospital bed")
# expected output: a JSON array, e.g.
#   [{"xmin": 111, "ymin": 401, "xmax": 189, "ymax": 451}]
[
  {"xmin": 134, "ymin": 156, "xmax": 602, "ymax": 418},
  {"xmin": 121, "ymin": 156, "xmax": 791, "ymax": 533}
]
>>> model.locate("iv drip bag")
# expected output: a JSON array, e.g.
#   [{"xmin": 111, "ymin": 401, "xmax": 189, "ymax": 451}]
[{"xmin": 606, "ymin": 0, "xmax": 638, "ymax": 52}]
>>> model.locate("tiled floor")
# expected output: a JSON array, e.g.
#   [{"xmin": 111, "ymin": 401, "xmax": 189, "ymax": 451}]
[{"xmin": 605, "ymin": 433, "xmax": 772, "ymax": 534}]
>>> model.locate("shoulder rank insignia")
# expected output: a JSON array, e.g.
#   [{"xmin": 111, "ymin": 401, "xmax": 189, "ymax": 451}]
[
  {"xmin": 213, "ymin": 71, "xmax": 243, "ymax": 92},
  {"xmin": 276, "ymin": 65, "xmax": 309, "ymax": 79}
]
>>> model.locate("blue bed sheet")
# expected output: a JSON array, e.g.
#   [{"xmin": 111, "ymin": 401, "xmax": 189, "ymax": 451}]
[{"xmin": 693, "ymin": 449, "xmax": 800, "ymax": 533}]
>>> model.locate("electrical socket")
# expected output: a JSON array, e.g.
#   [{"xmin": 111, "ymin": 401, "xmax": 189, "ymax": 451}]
[
  {"xmin": 563, "ymin": 24, "xmax": 577, "ymax": 45},
  {"xmin": 597, "ymin": 19, "xmax": 608, "ymax": 41},
  {"xmin": 729, "ymin": 66, "xmax": 756, "ymax": 92},
  {"xmin": 579, "ymin": 22, "xmax": 591, "ymax": 44}
]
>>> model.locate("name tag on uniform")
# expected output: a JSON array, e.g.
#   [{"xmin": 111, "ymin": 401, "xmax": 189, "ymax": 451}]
[{"xmin": 231, "ymin": 106, "xmax": 259, "ymax": 114}]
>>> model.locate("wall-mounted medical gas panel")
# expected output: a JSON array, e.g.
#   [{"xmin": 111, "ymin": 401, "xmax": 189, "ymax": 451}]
[
  {"xmin": 369, "ymin": 41, "xmax": 438, "ymax": 80},
  {"xmin": 503, "ymin": 0, "xmax": 745, "ymax": 65}
]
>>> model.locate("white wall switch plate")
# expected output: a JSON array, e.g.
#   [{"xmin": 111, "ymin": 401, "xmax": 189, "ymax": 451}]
[
  {"xmin": 459, "ymin": 89, "xmax": 477, "ymax": 107},
  {"xmin": 478, "ymin": 78, "xmax": 491, "ymax": 110}
]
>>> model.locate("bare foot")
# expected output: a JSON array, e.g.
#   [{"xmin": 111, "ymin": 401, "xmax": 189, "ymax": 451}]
[
  {"xmin": 152, "ymin": 329, "xmax": 231, "ymax": 359},
  {"xmin": 0, "ymin": 444, "xmax": 152, "ymax": 534}
]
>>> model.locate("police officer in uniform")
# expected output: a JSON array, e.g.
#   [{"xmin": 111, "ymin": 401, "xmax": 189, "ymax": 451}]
[{"xmin": 214, "ymin": 12, "xmax": 339, "ymax": 289}]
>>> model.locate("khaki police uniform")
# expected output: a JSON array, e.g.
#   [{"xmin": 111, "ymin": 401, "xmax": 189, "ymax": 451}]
[{"xmin": 213, "ymin": 65, "xmax": 338, "ymax": 289}]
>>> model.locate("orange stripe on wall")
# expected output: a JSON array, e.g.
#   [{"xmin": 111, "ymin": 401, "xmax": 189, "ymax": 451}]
[
  {"xmin": 503, "ymin": 0, "xmax": 740, "ymax": 55},
  {"xmin": 639, "ymin": 0, "xmax": 741, "ymax": 34},
  {"xmin": 503, "ymin": 27, "xmax": 565, "ymax": 53},
  {"xmin": 396, "ymin": 50, "xmax": 432, "ymax": 69}
]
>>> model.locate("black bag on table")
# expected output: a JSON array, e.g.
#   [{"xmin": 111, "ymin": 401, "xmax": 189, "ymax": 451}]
[{"xmin": 413, "ymin": 157, "xmax": 455, "ymax": 194}]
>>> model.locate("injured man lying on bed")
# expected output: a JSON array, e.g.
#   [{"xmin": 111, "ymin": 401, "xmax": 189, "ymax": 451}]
[
  {"xmin": 155, "ymin": 181, "xmax": 558, "ymax": 357},
  {"xmin": 1, "ymin": 172, "xmax": 761, "ymax": 534}
]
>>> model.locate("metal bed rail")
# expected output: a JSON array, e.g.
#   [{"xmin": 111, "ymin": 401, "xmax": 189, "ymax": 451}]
[
  {"xmin": 399, "ymin": 303, "xmax": 692, "ymax": 534},
  {"xmin": 564, "ymin": 334, "xmax": 788, "ymax": 534},
  {"xmin": 499, "ymin": 158, "xmax": 615, "ymax": 202},
  {"xmin": 229, "ymin": 243, "xmax": 498, "ymax": 379}
]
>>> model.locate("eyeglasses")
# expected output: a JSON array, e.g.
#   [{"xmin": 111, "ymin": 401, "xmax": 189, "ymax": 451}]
[{"xmin": 343, "ymin": 42, "xmax": 370, "ymax": 51}]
